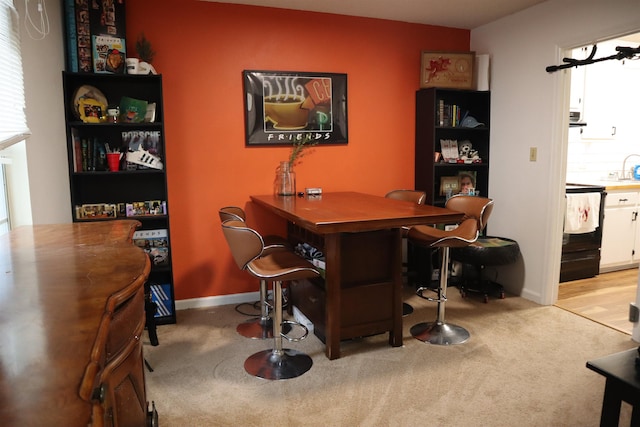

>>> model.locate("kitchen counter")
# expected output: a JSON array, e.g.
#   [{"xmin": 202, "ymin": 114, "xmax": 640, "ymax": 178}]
[{"xmin": 569, "ymin": 180, "xmax": 640, "ymax": 191}]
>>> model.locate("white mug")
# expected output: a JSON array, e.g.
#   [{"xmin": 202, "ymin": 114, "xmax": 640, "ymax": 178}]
[
  {"xmin": 137, "ymin": 61, "xmax": 157, "ymax": 75},
  {"xmin": 126, "ymin": 58, "xmax": 139, "ymax": 74}
]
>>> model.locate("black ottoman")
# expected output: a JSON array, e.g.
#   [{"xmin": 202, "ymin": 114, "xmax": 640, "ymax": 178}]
[{"xmin": 450, "ymin": 236, "xmax": 520, "ymax": 303}]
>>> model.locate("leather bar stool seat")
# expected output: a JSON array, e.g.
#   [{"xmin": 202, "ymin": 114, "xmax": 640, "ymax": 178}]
[
  {"xmin": 221, "ymin": 219, "xmax": 320, "ymax": 380},
  {"xmin": 407, "ymin": 195, "xmax": 494, "ymax": 345},
  {"xmin": 219, "ymin": 206, "xmax": 291, "ymax": 339}
]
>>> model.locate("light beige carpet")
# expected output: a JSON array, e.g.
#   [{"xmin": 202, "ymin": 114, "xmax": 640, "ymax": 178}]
[{"xmin": 144, "ymin": 289, "xmax": 636, "ymax": 426}]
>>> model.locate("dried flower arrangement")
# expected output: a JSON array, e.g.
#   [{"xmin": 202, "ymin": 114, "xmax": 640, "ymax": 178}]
[
  {"xmin": 288, "ymin": 134, "xmax": 319, "ymax": 167},
  {"xmin": 135, "ymin": 33, "xmax": 156, "ymax": 64}
]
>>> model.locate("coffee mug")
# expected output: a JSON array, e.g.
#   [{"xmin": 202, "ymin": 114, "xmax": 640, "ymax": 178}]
[{"xmin": 126, "ymin": 58, "xmax": 139, "ymax": 74}]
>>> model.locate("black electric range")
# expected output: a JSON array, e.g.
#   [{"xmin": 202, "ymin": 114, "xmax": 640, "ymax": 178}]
[{"xmin": 560, "ymin": 183, "xmax": 607, "ymax": 282}]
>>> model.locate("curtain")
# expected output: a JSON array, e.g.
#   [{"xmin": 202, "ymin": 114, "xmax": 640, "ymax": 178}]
[{"xmin": 0, "ymin": 0, "xmax": 30, "ymax": 150}]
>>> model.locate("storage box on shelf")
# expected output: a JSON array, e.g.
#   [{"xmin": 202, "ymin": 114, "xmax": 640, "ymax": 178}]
[
  {"xmin": 415, "ymin": 88, "xmax": 491, "ymax": 207},
  {"xmin": 62, "ymin": 71, "xmax": 176, "ymax": 324}
]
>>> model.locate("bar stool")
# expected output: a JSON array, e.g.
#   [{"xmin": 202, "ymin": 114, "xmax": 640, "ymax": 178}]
[
  {"xmin": 219, "ymin": 206, "xmax": 291, "ymax": 339},
  {"xmin": 407, "ymin": 195, "xmax": 493, "ymax": 345},
  {"xmin": 384, "ymin": 190, "xmax": 426, "ymax": 316},
  {"xmin": 221, "ymin": 219, "xmax": 320, "ymax": 380}
]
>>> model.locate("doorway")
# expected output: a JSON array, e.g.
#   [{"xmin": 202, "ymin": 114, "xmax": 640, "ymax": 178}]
[{"xmin": 561, "ymin": 32, "xmax": 640, "ymax": 337}]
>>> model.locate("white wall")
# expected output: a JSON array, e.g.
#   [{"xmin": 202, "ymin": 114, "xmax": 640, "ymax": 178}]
[
  {"xmin": 472, "ymin": 0, "xmax": 640, "ymax": 304},
  {"xmin": 15, "ymin": 0, "xmax": 70, "ymax": 226}
]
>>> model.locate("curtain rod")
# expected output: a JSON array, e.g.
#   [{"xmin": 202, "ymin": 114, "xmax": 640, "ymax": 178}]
[{"xmin": 545, "ymin": 44, "xmax": 640, "ymax": 73}]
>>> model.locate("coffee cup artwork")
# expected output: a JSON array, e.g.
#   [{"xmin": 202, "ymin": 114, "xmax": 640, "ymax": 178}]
[
  {"xmin": 264, "ymin": 95, "xmax": 309, "ymax": 130},
  {"xmin": 243, "ymin": 70, "xmax": 349, "ymax": 146}
]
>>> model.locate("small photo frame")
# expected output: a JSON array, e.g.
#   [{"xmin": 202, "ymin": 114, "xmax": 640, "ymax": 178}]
[
  {"xmin": 440, "ymin": 176, "xmax": 460, "ymax": 196},
  {"xmin": 79, "ymin": 98, "xmax": 106, "ymax": 123},
  {"xmin": 421, "ymin": 51, "xmax": 475, "ymax": 89},
  {"xmin": 458, "ymin": 171, "xmax": 477, "ymax": 194}
]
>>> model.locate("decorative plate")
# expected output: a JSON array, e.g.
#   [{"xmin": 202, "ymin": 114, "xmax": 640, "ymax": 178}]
[{"xmin": 72, "ymin": 85, "xmax": 108, "ymax": 119}]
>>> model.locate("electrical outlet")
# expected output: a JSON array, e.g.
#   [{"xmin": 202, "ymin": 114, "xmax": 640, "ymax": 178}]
[{"xmin": 529, "ymin": 147, "xmax": 537, "ymax": 162}]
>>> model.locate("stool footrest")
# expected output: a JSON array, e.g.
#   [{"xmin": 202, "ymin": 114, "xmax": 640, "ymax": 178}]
[
  {"xmin": 281, "ymin": 320, "xmax": 309, "ymax": 342},
  {"xmin": 416, "ymin": 286, "xmax": 447, "ymax": 303}
]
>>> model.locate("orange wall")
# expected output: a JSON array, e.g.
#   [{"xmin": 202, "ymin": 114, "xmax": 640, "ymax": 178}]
[{"xmin": 125, "ymin": 0, "xmax": 470, "ymax": 300}]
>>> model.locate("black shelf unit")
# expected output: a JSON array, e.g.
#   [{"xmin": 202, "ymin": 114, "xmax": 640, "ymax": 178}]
[
  {"xmin": 62, "ymin": 72, "xmax": 176, "ymax": 325},
  {"xmin": 415, "ymin": 88, "xmax": 491, "ymax": 207}
]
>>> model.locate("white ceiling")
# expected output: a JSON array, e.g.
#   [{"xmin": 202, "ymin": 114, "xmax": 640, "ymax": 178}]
[{"xmin": 202, "ymin": 0, "xmax": 548, "ymax": 29}]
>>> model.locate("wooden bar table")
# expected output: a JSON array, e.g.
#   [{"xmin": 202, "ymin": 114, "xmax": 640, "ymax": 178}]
[
  {"xmin": 251, "ymin": 192, "xmax": 463, "ymax": 360},
  {"xmin": 0, "ymin": 220, "xmax": 151, "ymax": 426}
]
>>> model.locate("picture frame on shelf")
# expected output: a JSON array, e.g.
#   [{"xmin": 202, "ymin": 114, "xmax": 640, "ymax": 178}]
[
  {"xmin": 243, "ymin": 70, "xmax": 348, "ymax": 146},
  {"xmin": 439, "ymin": 176, "xmax": 460, "ymax": 196},
  {"xmin": 458, "ymin": 170, "xmax": 477, "ymax": 194},
  {"xmin": 79, "ymin": 98, "xmax": 106, "ymax": 123},
  {"xmin": 420, "ymin": 51, "xmax": 475, "ymax": 89}
]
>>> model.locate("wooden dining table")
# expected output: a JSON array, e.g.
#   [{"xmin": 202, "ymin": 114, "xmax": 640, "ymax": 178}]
[
  {"xmin": 0, "ymin": 220, "xmax": 151, "ymax": 426},
  {"xmin": 250, "ymin": 191, "xmax": 464, "ymax": 359}
]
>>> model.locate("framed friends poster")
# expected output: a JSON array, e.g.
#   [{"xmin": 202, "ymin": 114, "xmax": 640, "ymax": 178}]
[{"xmin": 243, "ymin": 70, "xmax": 349, "ymax": 146}]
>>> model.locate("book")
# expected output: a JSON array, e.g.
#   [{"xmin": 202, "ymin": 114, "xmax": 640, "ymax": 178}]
[
  {"xmin": 71, "ymin": 128, "xmax": 82, "ymax": 172},
  {"xmin": 440, "ymin": 139, "xmax": 459, "ymax": 162},
  {"xmin": 121, "ymin": 129, "xmax": 163, "ymax": 170},
  {"xmin": 63, "ymin": 0, "xmax": 78, "ymax": 72},
  {"xmin": 92, "ymin": 35, "xmax": 126, "ymax": 74},
  {"xmin": 119, "ymin": 97, "xmax": 148, "ymax": 123},
  {"xmin": 125, "ymin": 201, "xmax": 166, "ymax": 217},
  {"xmin": 75, "ymin": 203, "xmax": 117, "ymax": 219},
  {"xmin": 133, "ymin": 229, "xmax": 170, "ymax": 267},
  {"xmin": 148, "ymin": 283, "xmax": 174, "ymax": 318}
]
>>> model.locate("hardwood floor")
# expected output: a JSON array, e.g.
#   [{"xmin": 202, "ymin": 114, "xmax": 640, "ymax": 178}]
[{"xmin": 556, "ymin": 268, "xmax": 638, "ymax": 335}]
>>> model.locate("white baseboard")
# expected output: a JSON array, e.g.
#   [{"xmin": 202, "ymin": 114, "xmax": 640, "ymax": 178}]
[{"xmin": 175, "ymin": 291, "xmax": 260, "ymax": 311}]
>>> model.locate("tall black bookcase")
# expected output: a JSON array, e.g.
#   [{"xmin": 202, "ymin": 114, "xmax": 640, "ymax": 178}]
[
  {"xmin": 62, "ymin": 71, "xmax": 176, "ymax": 324},
  {"xmin": 415, "ymin": 88, "xmax": 491, "ymax": 206}
]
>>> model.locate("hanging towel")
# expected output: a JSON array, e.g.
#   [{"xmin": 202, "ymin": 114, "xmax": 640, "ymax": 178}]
[{"xmin": 564, "ymin": 193, "xmax": 601, "ymax": 234}]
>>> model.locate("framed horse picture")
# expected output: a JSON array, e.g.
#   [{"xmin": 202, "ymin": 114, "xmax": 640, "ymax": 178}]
[{"xmin": 420, "ymin": 51, "xmax": 475, "ymax": 89}]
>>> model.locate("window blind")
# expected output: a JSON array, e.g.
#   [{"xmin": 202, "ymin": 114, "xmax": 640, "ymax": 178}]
[{"xmin": 0, "ymin": 0, "xmax": 30, "ymax": 150}]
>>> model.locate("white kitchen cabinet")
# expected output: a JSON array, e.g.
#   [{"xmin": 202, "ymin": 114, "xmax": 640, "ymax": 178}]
[
  {"xmin": 600, "ymin": 190, "xmax": 640, "ymax": 271},
  {"xmin": 573, "ymin": 43, "xmax": 623, "ymax": 140}
]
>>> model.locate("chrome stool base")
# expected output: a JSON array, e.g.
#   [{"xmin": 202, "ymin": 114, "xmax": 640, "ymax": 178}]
[
  {"xmin": 236, "ymin": 317, "xmax": 273, "ymax": 339},
  {"xmin": 244, "ymin": 349, "xmax": 313, "ymax": 380},
  {"xmin": 410, "ymin": 321, "xmax": 470, "ymax": 345}
]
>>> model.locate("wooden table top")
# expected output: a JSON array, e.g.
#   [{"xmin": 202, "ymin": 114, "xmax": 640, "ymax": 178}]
[
  {"xmin": 0, "ymin": 220, "xmax": 149, "ymax": 427},
  {"xmin": 251, "ymin": 191, "xmax": 464, "ymax": 233}
]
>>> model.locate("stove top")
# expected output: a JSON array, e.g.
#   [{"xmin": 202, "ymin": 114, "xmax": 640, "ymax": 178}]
[{"xmin": 566, "ymin": 183, "xmax": 606, "ymax": 193}]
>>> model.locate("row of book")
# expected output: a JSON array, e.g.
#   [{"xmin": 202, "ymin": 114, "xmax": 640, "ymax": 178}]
[
  {"xmin": 437, "ymin": 100, "xmax": 468, "ymax": 127},
  {"xmin": 74, "ymin": 200, "xmax": 167, "ymax": 220},
  {"xmin": 72, "ymin": 129, "xmax": 163, "ymax": 172}
]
